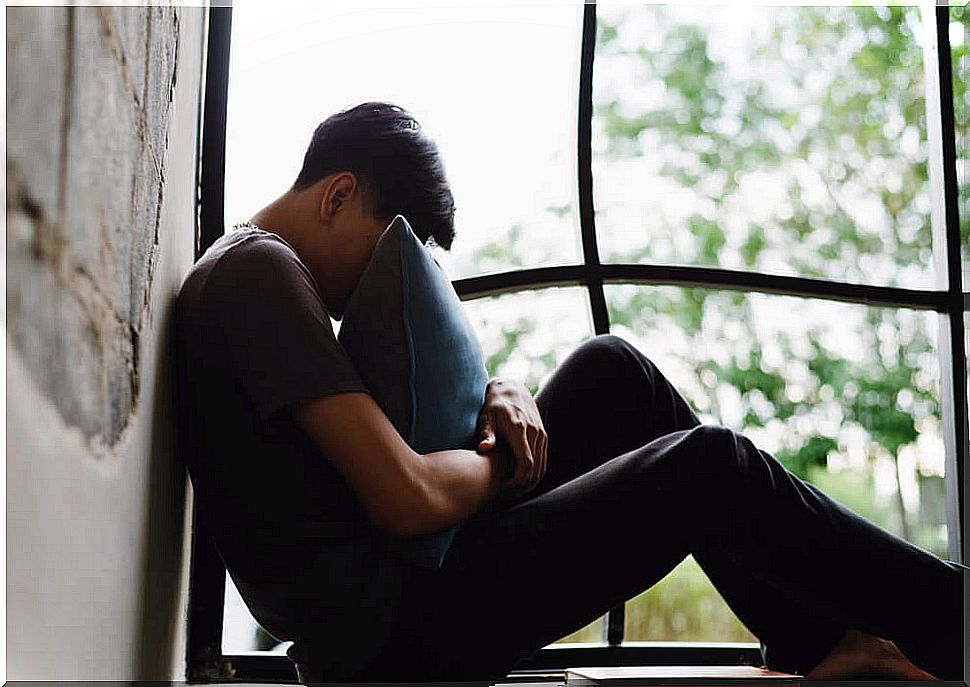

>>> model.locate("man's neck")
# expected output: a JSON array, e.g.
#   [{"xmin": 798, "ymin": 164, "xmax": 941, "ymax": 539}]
[
  {"xmin": 249, "ymin": 191, "xmax": 345, "ymax": 314},
  {"xmin": 249, "ymin": 190, "xmax": 318, "ymax": 256}
]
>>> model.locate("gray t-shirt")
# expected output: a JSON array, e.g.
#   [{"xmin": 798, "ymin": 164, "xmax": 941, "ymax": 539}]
[{"xmin": 176, "ymin": 226, "xmax": 406, "ymax": 679}]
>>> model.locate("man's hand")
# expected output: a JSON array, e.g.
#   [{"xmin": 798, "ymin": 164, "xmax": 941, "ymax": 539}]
[{"xmin": 476, "ymin": 377, "xmax": 548, "ymax": 500}]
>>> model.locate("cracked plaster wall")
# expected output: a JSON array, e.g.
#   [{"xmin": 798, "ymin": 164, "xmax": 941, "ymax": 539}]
[{"xmin": 6, "ymin": 6, "xmax": 205, "ymax": 679}]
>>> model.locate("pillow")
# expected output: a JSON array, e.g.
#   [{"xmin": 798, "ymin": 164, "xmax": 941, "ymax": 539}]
[{"xmin": 337, "ymin": 215, "xmax": 489, "ymax": 570}]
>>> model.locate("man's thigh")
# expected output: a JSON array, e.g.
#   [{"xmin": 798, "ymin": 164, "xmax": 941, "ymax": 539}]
[
  {"xmin": 369, "ymin": 431, "xmax": 709, "ymax": 681},
  {"xmin": 526, "ymin": 334, "xmax": 701, "ymax": 501}
]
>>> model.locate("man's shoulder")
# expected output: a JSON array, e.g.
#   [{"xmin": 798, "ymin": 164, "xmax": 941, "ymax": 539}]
[
  {"xmin": 178, "ymin": 228, "xmax": 308, "ymax": 312},
  {"xmin": 194, "ymin": 228, "xmax": 302, "ymax": 284}
]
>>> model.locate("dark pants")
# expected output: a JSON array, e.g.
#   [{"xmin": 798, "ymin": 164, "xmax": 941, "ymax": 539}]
[{"xmin": 351, "ymin": 335, "xmax": 964, "ymax": 681}]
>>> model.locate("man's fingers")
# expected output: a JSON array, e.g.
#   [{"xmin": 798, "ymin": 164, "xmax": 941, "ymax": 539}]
[
  {"xmin": 532, "ymin": 429, "xmax": 546, "ymax": 481},
  {"xmin": 505, "ymin": 429, "xmax": 535, "ymax": 490},
  {"xmin": 520, "ymin": 425, "xmax": 540, "ymax": 489},
  {"xmin": 478, "ymin": 430, "xmax": 496, "ymax": 452},
  {"xmin": 477, "ymin": 413, "xmax": 496, "ymax": 452},
  {"xmin": 523, "ymin": 426, "xmax": 538, "ymax": 486},
  {"xmin": 525, "ymin": 425, "xmax": 542, "ymax": 485},
  {"xmin": 535, "ymin": 430, "xmax": 548, "ymax": 482},
  {"xmin": 479, "ymin": 380, "xmax": 548, "ymax": 498}
]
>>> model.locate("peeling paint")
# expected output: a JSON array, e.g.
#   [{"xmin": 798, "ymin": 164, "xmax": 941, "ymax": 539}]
[{"xmin": 6, "ymin": 6, "xmax": 182, "ymax": 447}]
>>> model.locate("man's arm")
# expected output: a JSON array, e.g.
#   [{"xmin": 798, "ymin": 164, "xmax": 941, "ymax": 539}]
[{"xmin": 293, "ymin": 391, "xmax": 510, "ymax": 538}]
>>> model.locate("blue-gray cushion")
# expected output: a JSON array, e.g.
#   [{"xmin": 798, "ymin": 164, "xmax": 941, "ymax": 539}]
[{"xmin": 337, "ymin": 215, "xmax": 488, "ymax": 569}]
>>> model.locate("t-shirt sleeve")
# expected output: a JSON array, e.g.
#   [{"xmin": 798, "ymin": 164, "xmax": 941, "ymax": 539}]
[{"xmin": 202, "ymin": 237, "xmax": 369, "ymax": 420}]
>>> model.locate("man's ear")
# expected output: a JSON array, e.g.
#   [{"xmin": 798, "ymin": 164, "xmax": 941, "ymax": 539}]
[{"xmin": 318, "ymin": 172, "xmax": 357, "ymax": 223}]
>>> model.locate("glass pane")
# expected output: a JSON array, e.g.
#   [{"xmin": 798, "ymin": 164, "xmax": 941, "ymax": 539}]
[
  {"xmin": 223, "ymin": 576, "xmax": 290, "ymax": 654},
  {"xmin": 605, "ymin": 284, "xmax": 946, "ymax": 641},
  {"xmin": 557, "ymin": 616, "xmax": 605, "ymax": 645},
  {"xmin": 593, "ymin": 5, "xmax": 937, "ymax": 289},
  {"xmin": 625, "ymin": 557, "xmax": 756, "ymax": 642},
  {"xmin": 952, "ymin": 5, "xmax": 970, "ymax": 286},
  {"xmin": 463, "ymin": 287, "xmax": 595, "ymax": 396},
  {"xmin": 226, "ymin": 2, "xmax": 584, "ymax": 280}
]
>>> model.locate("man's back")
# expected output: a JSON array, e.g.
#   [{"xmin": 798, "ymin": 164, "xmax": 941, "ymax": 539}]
[{"xmin": 175, "ymin": 226, "xmax": 405, "ymax": 677}]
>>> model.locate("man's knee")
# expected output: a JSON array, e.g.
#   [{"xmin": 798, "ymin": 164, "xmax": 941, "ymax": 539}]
[
  {"xmin": 576, "ymin": 333, "xmax": 627, "ymax": 357},
  {"xmin": 573, "ymin": 333, "xmax": 657, "ymax": 376},
  {"xmin": 538, "ymin": 334, "xmax": 654, "ymax": 418},
  {"xmin": 631, "ymin": 424, "xmax": 743, "ymax": 483}
]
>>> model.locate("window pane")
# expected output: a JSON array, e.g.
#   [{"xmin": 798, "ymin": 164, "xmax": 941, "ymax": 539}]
[
  {"xmin": 223, "ymin": 576, "xmax": 289, "ymax": 654},
  {"xmin": 463, "ymin": 287, "xmax": 595, "ymax": 396},
  {"xmin": 625, "ymin": 557, "xmax": 756, "ymax": 643},
  {"xmin": 225, "ymin": 3, "xmax": 584, "ymax": 280},
  {"xmin": 556, "ymin": 616, "xmax": 605, "ymax": 645},
  {"xmin": 593, "ymin": 6, "xmax": 936, "ymax": 289},
  {"xmin": 606, "ymin": 284, "xmax": 946, "ymax": 640}
]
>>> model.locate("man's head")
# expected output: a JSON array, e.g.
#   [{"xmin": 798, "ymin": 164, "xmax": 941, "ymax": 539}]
[
  {"xmin": 292, "ymin": 101, "xmax": 456, "ymax": 250},
  {"xmin": 256, "ymin": 102, "xmax": 455, "ymax": 318}
]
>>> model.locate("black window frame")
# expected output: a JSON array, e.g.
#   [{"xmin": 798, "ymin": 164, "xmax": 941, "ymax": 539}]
[{"xmin": 186, "ymin": 3, "xmax": 967, "ymax": 682}]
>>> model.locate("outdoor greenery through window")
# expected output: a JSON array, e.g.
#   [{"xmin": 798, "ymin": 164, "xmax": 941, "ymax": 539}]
[
  {"xmin": 219, "ymin": 2, "xmax": 966, "ymax": 656},
  {"xmin": 595, "ymin": 5, "xmax": 935, "ymax": 288}
]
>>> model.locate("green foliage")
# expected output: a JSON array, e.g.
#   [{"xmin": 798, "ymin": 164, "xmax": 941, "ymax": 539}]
[
  {"xmin": 558, "ymin": 557, "xmax": 757, "ymax": 644},
  {"xmin": 624, "ymin": 556, "xmax": 757, "ymax": 643},
  {"xmin": 596, "ymin": 5, "xmax": 932, "ymax": 279},
  {"xmin": 740, "ymin": 224, "xmax": 766, "ymax": 268},
  {"xmin": 481, "ymin": 314, "xmax": 557, "ymax": 396},
  {"xmin": 777, "ymin": 434, "xmax": 837, "ymax": 479}
]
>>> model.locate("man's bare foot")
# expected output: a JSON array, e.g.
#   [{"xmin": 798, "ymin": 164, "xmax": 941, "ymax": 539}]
[{"xmin": 805, "ymin": 628, "xmax": 938, "ymax": 680}]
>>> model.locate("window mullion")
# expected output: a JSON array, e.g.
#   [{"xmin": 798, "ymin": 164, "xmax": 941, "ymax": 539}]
[
  {"xmin": 190, "ymin": 3, "xmax": 235, "ymax": 680},
  {"xmin": 198, "ymin": 3, "xmax": 232, "ymax": 256},
  {"xmin": 578, "ymin": 1, "xmax": 609, "ymax": 337},
  {"xmin": 924, "ymin": 3, "xmax": 966, "ymax": 563}
]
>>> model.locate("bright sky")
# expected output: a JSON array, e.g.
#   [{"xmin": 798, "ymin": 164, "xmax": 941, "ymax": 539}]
[{"xmin": 225, "ymin": 1, "xmax": 584, "ymax": 277}]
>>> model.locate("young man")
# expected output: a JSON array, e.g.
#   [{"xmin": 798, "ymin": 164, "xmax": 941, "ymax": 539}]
[{"xmin": 176, "ymin": 102, "xmax": 964, "ymax": 683}]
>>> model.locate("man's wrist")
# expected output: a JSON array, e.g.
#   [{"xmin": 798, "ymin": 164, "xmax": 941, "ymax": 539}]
[
  {"xmin": 487, "ymin": 443, "xmax": 514, "ymax": 481},
  {"xmin": 500, "ymin": 442, "xmax": 516, "ymax": 479}
]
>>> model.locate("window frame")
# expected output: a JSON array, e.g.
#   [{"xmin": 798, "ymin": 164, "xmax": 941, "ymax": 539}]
[{"xmin": 186, "ymin": 3, "xmax": 966, "ymax": 682}]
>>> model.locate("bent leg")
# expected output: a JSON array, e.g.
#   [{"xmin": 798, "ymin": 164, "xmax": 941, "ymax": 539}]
[
  {"xmin": 486, "ymin": 335, "xmax": 849, "ymax": 673},
  {"xmin": 353, "ymin": 336, "xmax": 962, "ymax": 681},
  {"xmin": 355, "ymin": 425, "xmax": 962, "ymax": 682},
  {"xmin": 524, "ymin": 335, "xmax": 962, "ymax": 677},
  {"xmin": 483, "ymin": 334, "xmax": 702, "ymax": 511}
]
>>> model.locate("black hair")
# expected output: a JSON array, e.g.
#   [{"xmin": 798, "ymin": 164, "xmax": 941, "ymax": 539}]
[{"xmin": 292, "ymin": 102, "xmax": 456, "ymax": 250}]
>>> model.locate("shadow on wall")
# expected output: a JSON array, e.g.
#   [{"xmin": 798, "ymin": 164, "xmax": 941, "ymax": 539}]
[{"xmin": 136, "ymin": 298, "xmax": 189, "ymax": 677}]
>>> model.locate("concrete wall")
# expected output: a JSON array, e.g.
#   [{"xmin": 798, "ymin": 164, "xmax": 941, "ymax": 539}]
[{"xmin": 6, "ymin": 5, "xmax": 205, "ymax": 679}]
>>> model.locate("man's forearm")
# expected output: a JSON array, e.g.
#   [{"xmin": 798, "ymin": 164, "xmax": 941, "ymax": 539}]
[{"xmin": 401, "ymin": 448, "xmax": 508, "ymax": 536}]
